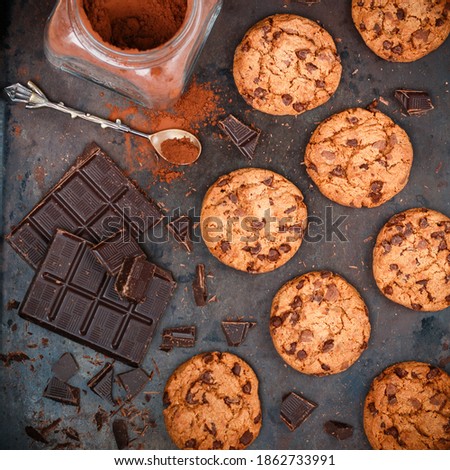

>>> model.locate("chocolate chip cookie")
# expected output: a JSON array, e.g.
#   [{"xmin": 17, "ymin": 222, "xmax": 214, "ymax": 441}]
[
  {"xmin": 270, "ymin": 271, "xmax": 371, "ymax": 376},
  {"xmin": 373, "ymin": 208, "xmax": 450, "ymax": 311},
  {"xmin": 163, "ymin": 352, "xmax": 262, "ymax": 450},
  {"xmin": 233, "ymin": 14, "xmax": 342, "ymax": 115},
  {"xmin": 352, "ymin": 0, "xmax": 450, "ymax": 62},
  {"xmin": 364, "ymin": 361, "xmax": 450, "ymax": 449},
  {"xmin": 304, "ymin": 108, "xmax": 413, "ymax": 208},
  {"xmin": 200, "ymin": 168, "xmax": 308, "ymax": 273}
]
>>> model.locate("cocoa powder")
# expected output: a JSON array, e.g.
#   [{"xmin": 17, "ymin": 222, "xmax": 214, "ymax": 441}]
[
  {"xmin": 83, "ymin": 0, "xmax": 187, "ymax": 50},
  {"xmin": 160, "ymin": 137, "xmax": 199, "ymax": 165},
  {"xmin": 106, "ymin": 79, "xmax": 223, "ymax": 183}
]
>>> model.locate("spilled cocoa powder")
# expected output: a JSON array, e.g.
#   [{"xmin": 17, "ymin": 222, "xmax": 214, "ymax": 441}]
[
  {"xmin": 160, "ymin": 137, "xmax": 199, "ymax": 165},
  {"xmin": 107, "ymin": 79, "xmax": 223, "ymax": 183},
  {"xmin": 83, "ymin": 0, "xmax": 187, "ymax": 50}
]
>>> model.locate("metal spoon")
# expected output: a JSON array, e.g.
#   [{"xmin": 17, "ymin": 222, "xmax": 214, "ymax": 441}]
[{"xmin": 4, "ymin": 81, "xmax": 202, "ymax": 165}]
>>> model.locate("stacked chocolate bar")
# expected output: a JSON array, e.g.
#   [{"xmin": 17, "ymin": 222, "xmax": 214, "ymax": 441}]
[{"xmin": 7, "ymin": 143, "xmax": 176, "ymax": 366}]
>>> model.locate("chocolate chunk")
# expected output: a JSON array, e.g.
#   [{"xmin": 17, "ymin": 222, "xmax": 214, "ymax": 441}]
[
  {"xmin": 239, "ymin": 430, "xmax": 253, "ymax": 446},
  {"xmin": 43, "ymin": 377, "xmax": 80, "ymax": 406},
  {"xmin": 321, "ymin": 150, "xmax": 336, "ymax": 161},
  {"xmin": 250, "ymin": 220, "xmax": 265, "ymax": 230},
  {"xmin": 346, "ymin": 139, "xmax": 358, "ymax": 147},
  {"xmin": 168, "ymin": 216, "xmax": 192, "ymax": 253},
  {"xmin": 381, "ymin": 240, "xmax": 391, "ymax": 253},
  {"xmin": 290, "ymin": 312, "xmax": 300, "ymax": 325},
  {"xmin": 330, "ymin": 165, "xmax": 346, "ymax": 177},
  {"xmin": 368, "ymin": 402, "xmax": 378, "ymax": 416},
  {"xmin": 297, "ymin": 350, "xmax": 307, "ymax": 360},
  {"xmin": 242, "ymin": 243, "xmax": 262, "ymax": 255},
  {"xmin": 290, "ymin": 295, "xmax": 303, "ymax": 309},
  {"xmin": 305, "ymin": 62, "xmax": 318, "ymax": 73},
  {"xmin": 296, "ymin": 49, "xmax": 309, "ymax": 60},
  {"xmin": 321, "ymin": 363, "xmax": 330, "ymax": 371},
  {"xmin": 394, "ymin": 367, "xmax": 407, "ymax": 378},
  {"xmin": 184, "ymin": 438, "xmax": 197, "ymax": 449},
  {"xmin": 112, "ymin": 419, "xmax": 129, "ymax": 450},
  {"xmin": 324, "ymin": 284, "xmax": 339, "ymax": 301},
  {"xmin": 411, "ymin": 302, "xmax": 423, "ymax": 310},
  {"xmin": 427, "ymin": 367, "xmax": 441, "ymax": 380},
  {"xmin": 292, "ymin": 102, "xmax": 305, "ymax": 113},
  {"xmin": 395, "ymin": 90, "xmax": 434, "ymax": 116},
  {"xmin": 296, "ymin": 280, "xmax": 305, "ymax": 290},
  {"xmin": 25, "ymin": 426, "xmax": 49, "ymax": 444},
  {"xmin": 224, "ymin": 396, "xmax": 240, "ymax": 406},
  {"xmin": 282, "ymin": 94, "xmax": 293, "ymax": 105},
  {"xmin": 262, "ymin": 176, "xmax": 273, "ymax": 186},
  {"xmin": 278, "ymin": 243, "xmax": 292, "ymax": 253},
  {"xmin": 232, "ymin": 363, "xmax": 241, "ymax": 376},
  {"xmin": 212, "ymin": 440, "xmax": 223, "ymax": 449},
  {"xmin": 299, "ymin": 329, "xmax": 313, "ymax": 342},
  {"xmin": 285, "ymin": 342, "xmax": 297, "ymax": 355},
  {"xmin": 218, "ymin": 114, "xmax": 261, "ymax": 160},
  {"xmin": 383, "ymin": 285, "xmax": 393, "ymax": 295},
  {"xmin": 242, "ymin": 381, "xmax": 252, "ymax": 394},
  {"xmin": 228, "ymin": 193, "xmax": 238, "ymax": 204},
  {"xmin": 160, "ymin": 326, "xmax": 196, "ymax": 351},
  {"xmin": 92, "ymin": 230, "xmax": 144, "ymax": 276},
  {"xmin": 193, "ymin": 264, "xmax": 208, "ymax": 306},
  {"xmin": 280, "ymin": 392, "xmax": 317, "ymax": 431},
  {"xmin": 284, "ymin": 205, "xmax": 297, "ymax": 214},
  {"xmin": 383, "ymin": 40, "xmax": 392, "ymax": 50},
  {"xmin": 322, "ymin": 339, "xmax": 334, "ymax": 352},
  {"xmin": 51, "ymin": 352, "xmax": 79, "ymax": 383},
  {"xmin": 324, "ymin": 420, "xmax": 354, "ymax": 440},
  {"xmin": 270, "ymin": 316, "xmax": 283, "ymax": 328},
  {"xmin": 117, "ymin": 367, "xmax": 150, "ymax": 400},
  {"xmin": 254, "ymin": 413, "xmax": 262, "ymax": 424},
  {"xmin": 384, "ymin": 426, "xmax": 399, "ymax": 439},
  {"xmin": 396, "ymin": 8, "xmax": 405, "ymax": 20},
  {"xmin": 221, "ymin": 320, "xmax": 256, "ymax": 346},
  {"xmin": 115, "ymin": 255, "xmax": 154, "ymax": 303},
  {"xmin": 220, "ymin": 240, "xmax": 231, "ymax": 253},
  {"xmin": 6, "ymin": 144, "xmax": 162, "ymax": 270},
  {"xmin": 391, "ymin": 44, "xmax": 403, "ymax": 55},
  {"xmin": 254, "ymin": 87, "xmax": 267, "ymax": 98},
  {"xmin": 389, "ymin": 264, "xmax": 399, "ymax": 271},
  {"xmin": 391, "ymin": 234, "xmax": 403, "ymax": 246},
  {"xmin": 315, "ymin": 80, "xmax": 325, "ymax": 88},
  {"xmin": 88, "ymin": 363, "xmax": 115, "ymax": 405},
  {"xmin": 268, "ymin": 248, "xmax": 280, "ymax": 261},
  {"xmin": 347, "ymin": 116, "xmax": 359, "ymax": 124}
]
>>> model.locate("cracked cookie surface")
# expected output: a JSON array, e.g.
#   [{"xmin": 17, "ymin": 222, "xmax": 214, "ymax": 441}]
[
  {"xmin": 163, "ymin": 352, "xmax": 261, "ymax": 450},
  {"xmin": 233, "ymin": 14, "xmax": 342, "ymax": 115},
  {"xmin": 364, "ymin": 361, "xmax": 450, "ymax": 449},
  {"xmin": 200, "ymin": 168, "xmax": 308, "ymax": 273},
  {"xmin": 304, "ymin": 108, "xmax": 413, "ymax": 208},
  {"xmin": 352, "ymin": 0, "xmax": 450, "ymax": 62},
  {"xmin": 373, "ymin": 208, "xmax": 450, "ymax": 311},
  {"xmin": 270, "ymin": 271, "xmax": 371, "ymax": 376}
]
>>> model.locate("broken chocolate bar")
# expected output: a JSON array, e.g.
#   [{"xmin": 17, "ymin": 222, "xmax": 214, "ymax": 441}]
[
  {"xmin": 7, "ymin": 143, "xmax": 162, "ymax": 269},
  {"xmin": 218, "ymin": 114, "xmax": 261, "ymax": 160},
  {"xmin": 51, "ymin": 352, "xmax": 79, "ymax": 383},
  {"xmin": 168, "ymin": 216, "xmax": 192, "ymax": 253},
  {"xmin": 192, "ymin": 264, "xmax": 207, "ymax": 306},
  {"xmin": 112, "ymin": 419, "xmax": 129, "ymax": 450},
  {"xmin": 88, "ymin": 363, "xmax": 115, "ymax": 405},
  {"xmin": 394, "ymin": 89, "xmax": 434, "ymax": 116},
  {"xmin": 221, "ymin": 320, "xmax": 256, "ymax": 346},
  {"xmin": 280, "ymin": 392, "xmax": 317, "ymax": 431},
  {"xmin": 117, "ymin": 367, "xmax": 150, "ymax": 400},
  {"xmin": 92, "ymin": 230, "xmax": 144, "ymax": 276},
  {"xmin": 324, "ymin": 420, "xmax": 354, "ymax": 440},
  {"xmin": 43, "ymin": 376, "xmax": 80, "ymax": 406},
  {"xmin": 19, "ymin": 230, "xmax": 174, "ymax": 366},
  {"xmin": 160, "ymin": 326, "xmax": 196, "ymax": 352},
  {"xmin": 115, "ymin": 255, "xmax": 156, "ymax": 303}
]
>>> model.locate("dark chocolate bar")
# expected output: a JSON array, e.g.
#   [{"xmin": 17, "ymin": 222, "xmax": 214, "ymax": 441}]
[
  {"xmin": 218, "ymin": 114, "xmax": 261, "ymax": 160},
  {"xmin": 7, "ymin": 143, "xmax": 162, "ymax": 269},
  {"xmin": 88, "ymin": 363, "xmax": 115, "ymax": 405},
  {"xmin": 117, "ymin": 367, "xmax": 150, "ymax": 400},
  {"xmin": 221, "ymin": 320, "xmax": 256, "ymax": 346},
  {"xmin": 115, "ymin": 255, "xmax": 156, "ymax": 303},
  {"xmin": 280, "ymin": 392, "xmax": 317, "ymax": 431},
  {"xmin": 168, "ymin": 216, "xmax": 193, "ymax": 253},
  {"xmin": 160, "ymin": 326, "xmax": 196, "ymax": 351},
  {"xmin": 92, "ymin": 230, "xmax": 144, "ymax": 276},
  {"xmin": 51, "ymin": 352, "xmax": 79, "ymax": 382},
  {"xmin": 43, "ymin": 376, "xmax": 80, "ymax": 406},
  {"xmin": 192, "ymin": 264, "xmax": 207, "ymax": 306},
  {"xmin": 19, "ymin": 230, "xmax": 175, "ymax": 366},
  {"xmin": 324, "ymin": 420, "xmax": 354, "ymax": 440},
  {"xmin": 394, "ymin": 89, "xmax": 434, "ymax": 116}
]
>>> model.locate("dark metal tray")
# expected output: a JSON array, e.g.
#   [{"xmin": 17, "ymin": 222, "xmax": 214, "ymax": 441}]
[{"xmin": 1, "ymin": 0, "xmax": 449, "ymax": 450}]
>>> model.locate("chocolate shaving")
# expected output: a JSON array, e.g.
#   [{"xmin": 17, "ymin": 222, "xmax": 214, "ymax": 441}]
[
  {"xmin": 160, "ymin": 326, "xmax": 196, "ymax": 351},
  {"xmin": 168, "ymin": 216, "xmax": 193, "ymax": 253},
  {"xmin": 192, "ymin": 264, "xmax": 208, "ymax": 306},
  {"xmin": 394, "ymin": 90, "xmax": 434, "ymax": 116}
]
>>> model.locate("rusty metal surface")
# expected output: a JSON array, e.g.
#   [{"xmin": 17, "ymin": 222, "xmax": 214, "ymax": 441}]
[{"xmin": 1, "ymin": 0, "xmax": 449, "ymax": 450}]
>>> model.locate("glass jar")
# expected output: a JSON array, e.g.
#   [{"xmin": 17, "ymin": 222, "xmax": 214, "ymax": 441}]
[{"xmin": 44, "ymin": 0, "xmax": 223, "ymax": 109}]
